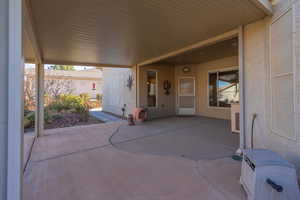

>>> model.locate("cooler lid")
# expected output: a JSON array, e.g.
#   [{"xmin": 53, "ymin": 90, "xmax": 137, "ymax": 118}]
[{"xmin": 243, "ymin": 149, "xmax": 294, "ymax": 168}]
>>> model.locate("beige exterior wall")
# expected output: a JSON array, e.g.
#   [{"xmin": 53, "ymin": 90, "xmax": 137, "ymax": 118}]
[
  {"xmin": 139, "ymin": 64, "xmax": 176, "ymax": 119},
  {"xmin": 244, "ymin": 0, "xmax": 300, "ymax": 175},
  {"xmin": 174, "ymin": 56, "xmax": 238, "ymax": 120},
  {"xmin": 102, "ymin": 67, "xmax": 137, "ymax": 117}
]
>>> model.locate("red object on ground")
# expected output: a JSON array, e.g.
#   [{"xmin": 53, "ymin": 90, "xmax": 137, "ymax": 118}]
[
  {"xmin": 127, "ymin": 114, "xmax": 135, "ymax": 126},
  {"xmin": 133, "ymin": 108, "xmax": 147, "ymax": 122}
]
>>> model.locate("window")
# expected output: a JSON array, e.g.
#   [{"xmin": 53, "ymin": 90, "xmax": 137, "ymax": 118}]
[
  {"xmin": 147, "ymin": 71, "xmax": 157, "ymax": 107},
  {"xmin": 208, "ymin": 69, "xmax": 239, "ymax": 108}
]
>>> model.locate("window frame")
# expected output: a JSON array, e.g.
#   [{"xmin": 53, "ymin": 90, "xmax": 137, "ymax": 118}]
[
  {"xmin": 207, "ymin": 67, "xmax": 239, "ymax": 109},
  {"xmin": 146, "ymin": 70, "xmax": 158, "ymax": 108}
]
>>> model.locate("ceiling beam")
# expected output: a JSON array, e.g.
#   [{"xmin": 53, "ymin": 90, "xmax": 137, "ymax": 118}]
[
  {"xmin": 43, "ymin": 59, "xmax": 132, "ymax": 68},
  {"xmin": 24, "ymin": 0, "xmax": 42, "ymax": 64},
  {"xmin": 249, "ymin": 0, "xmax": 273, "ymax": 15},
  {"xmin": 137, "ymin": 29, "xmax": 239, "ymax": 67}
]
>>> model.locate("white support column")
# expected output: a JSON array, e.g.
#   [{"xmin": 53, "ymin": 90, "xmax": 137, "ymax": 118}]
[
  {"xmin": 136, "ymin": 65, "xmax": 140, "ymax": 108},
  {"xmin": 238, "ymin": 26, "xmax": 246, "ymax": 151},
  {"xmin": 0, "ymin": 0, "xmax": 9, "ymax": 197},
  {"xmin": 6, "ymin": 0, "xmax": 23, "ymax": 200},
  {"xmin": 35, "ymin": 63, "xmax": 44, "ymax": 137}
]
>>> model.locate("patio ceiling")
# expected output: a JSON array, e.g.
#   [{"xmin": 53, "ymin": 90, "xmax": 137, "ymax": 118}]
[
  {"xmin": 24, "ymin": 0, "xmax": 271, "ymax": 67},
  {"xmin": 157, "ymin": 38, "xmax": 238, "ymax": 65}
]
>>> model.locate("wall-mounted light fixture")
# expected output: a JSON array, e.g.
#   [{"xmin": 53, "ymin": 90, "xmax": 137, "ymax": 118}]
[
  {"xmin": 126, "ymin": 75, "xmax": 133, "ymax": 90},
  {"xmin": 182, "ymin": 66, "xmax": 191, "ymax": 73}
]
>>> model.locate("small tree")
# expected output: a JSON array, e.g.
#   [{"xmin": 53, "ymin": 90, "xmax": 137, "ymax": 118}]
[
  {"xmin": 24, "ymin": 76, "xmax": 36, "ymax": 110},
  {"xmin": 44, "ymin": 79, "xmax": 74, "ymax": 100}
]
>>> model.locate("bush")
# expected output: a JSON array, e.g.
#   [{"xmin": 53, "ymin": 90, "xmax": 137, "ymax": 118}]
[
  {"xmin": 75, "ymin": 104, "xmax": 89, "ymax": 122},
  {"xmin": 24, "ymin": 111, "xmax": 35, "ymax": 128},
  {"xmin": 44, "ymin": 109, "xmax": 53, "ymax": 124},
  {"xmin": 79, "ymin": 93, "xmax": 90, "ymax": 103},
  {"xmin": 96, "ymin": 94, "xmax": 102, "ymax": 101},
  {"xmin": 47, "ymin": 94, "xmax": 90, "ymax": 122},
  {"xmin": 48, "ymin": 94, "xmax": 84, "ymax": 111},
  {"xmin": 24, "ymin": 94, "xmax": 94, "ymax": 129}
]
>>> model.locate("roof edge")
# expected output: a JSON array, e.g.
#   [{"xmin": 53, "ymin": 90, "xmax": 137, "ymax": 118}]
[{"xmin": 249, "ymin": 0, "xmax": 273, "ymax": 15}]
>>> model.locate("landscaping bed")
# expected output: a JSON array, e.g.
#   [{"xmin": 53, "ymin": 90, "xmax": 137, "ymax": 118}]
[
  {"xmin": 24, "ymin": 94, "xmax": 103, "ymax": 132},
  {"xmin": 44, "ymin": 113, "xmax": 102, "ymax": 130}
]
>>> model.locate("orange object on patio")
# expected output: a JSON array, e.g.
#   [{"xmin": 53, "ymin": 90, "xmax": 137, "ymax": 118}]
[{"xmin": 133, "ymin": 108, "xmax": 148, "ymax": 122}]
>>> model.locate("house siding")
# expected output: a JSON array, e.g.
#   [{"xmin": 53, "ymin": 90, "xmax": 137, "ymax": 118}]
[
  {"xmin": 174, "ymin": 56, "xmax": 238, "ymax": 120},
  {"xmin": 139, "ymin": 64, "xmax": 176, "ymax": 119},
  {"xmin": 102, "ymin": 67, "xmax": 137, "ymax": 117},
  {"xmin": 244, "ymin": 0, "xmax": 300, "ymax": 175}
]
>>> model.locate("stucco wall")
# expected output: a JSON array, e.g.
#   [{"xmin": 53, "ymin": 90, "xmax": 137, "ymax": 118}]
[
  {"xmin": 26, "ymin": 68, "xmax": 103, "ymax": 98},
  {"xmin": 139, "ymin": 64, "xmax": 176, "ymax": 119},
  {"xmin": 102, "ymin": 67, "xmax": 136, "ymax": 117},
  {"xmin": 174, "ymin": 56, "xmax": 238, "ymax": 120},
  {"xmin": 244, "ymin": 0, "xmax": 300, "ymax": 175},
  {"xmin": 67, "ymin": 79, "xmax": 102, "ymax": 98},
  {"xmin": 0, "ymin": 0, "xmax": 8, "ymax": 198}
]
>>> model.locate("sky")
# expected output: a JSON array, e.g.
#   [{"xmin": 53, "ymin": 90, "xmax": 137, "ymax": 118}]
[{"xmin": 25, "ymin": 63, "xmax": 96, "ymax": 71}]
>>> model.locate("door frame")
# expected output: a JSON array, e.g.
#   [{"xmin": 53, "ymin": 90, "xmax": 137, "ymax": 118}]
[
  {"xmin": 177, "ymin": 76, "xmax": 196, "ymax": 115},
  {"xmin": 146, "ymin": 69, "xmax": 159, "ymax": 109}
]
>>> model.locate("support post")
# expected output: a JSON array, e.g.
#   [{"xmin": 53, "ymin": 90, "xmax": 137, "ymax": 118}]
[
  {"xmin": 136, "ymin": 65, "xmax": 140, "ymax": 108},
  {"xmin": 238, "ymin": 26, "xmax": 246, "ymax": 151},
  {"xmin": 35, "ymin": 63, "xmax": 44, "ymax": 137},
  {"xmin": 6, "ymin": 0, "xmax": 23, "ymax": 199}
]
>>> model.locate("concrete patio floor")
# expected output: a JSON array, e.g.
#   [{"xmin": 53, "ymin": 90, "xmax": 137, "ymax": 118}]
[
  {"xmin": 111, "ymin": 117, "xmax": 239, "ymax": 160},
  {"xmin": 23, "ymin": 117, "xmax": 246, "ymax": 200}
]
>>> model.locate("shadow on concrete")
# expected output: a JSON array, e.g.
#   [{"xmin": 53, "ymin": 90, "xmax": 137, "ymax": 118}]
[{"xmin": 110, "ymin": 116, "xmax": 239, "ymax": 161}]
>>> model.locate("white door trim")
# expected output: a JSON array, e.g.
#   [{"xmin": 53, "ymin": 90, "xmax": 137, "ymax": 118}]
[{"xmin": 177, "ymin": 76, "xmax": 196, "ymax": 115}]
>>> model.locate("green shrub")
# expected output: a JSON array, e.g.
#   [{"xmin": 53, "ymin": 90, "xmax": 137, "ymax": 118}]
[
  {"xmin": 52, "ymin": 113, "xmax": 63, "ymax": 120},
  {"xmin": 48, "ymin": 94, "xmax": 84, "ymax": 112},
  {"xmin": 96, "ymin": 94, "xmax": 102, "ymax": 101},
  {"xmin": 26, "ymin": 112, "xmax": 35, "ymax": 123},
  {"xmin": 42, "ymin": 94, "xmax": 93, "ymax": 124},
  {"xmin": 79, "ymin": 93, "xmax": 90, "ymax": 103},
  {"xmin": 48, "ymin": 101, "xmax": 65, "ymax": 112},
  {"xmin": 74, "ymin": 103, "xmax": 89, "ymax": 122},
  {"xmin": 44, "ymin": 109, "xmax": 53, "ymax": 124},
  {"xmin": 24, "ymin": 111, "xmax": 35, "ymax": 128},
  {"xmin": 23, "ymin": 110, "xmax": 55, "ymax": 127}
]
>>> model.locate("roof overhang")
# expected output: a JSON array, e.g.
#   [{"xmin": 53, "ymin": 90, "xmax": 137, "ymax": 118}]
[{"xmin": 24, "ymin": 0, "xmax": 272, "ymax": 67}]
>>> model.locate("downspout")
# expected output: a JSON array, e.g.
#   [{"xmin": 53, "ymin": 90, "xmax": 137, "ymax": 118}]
[{"xmin": 238, "ymin": 25, "xmax": 246, "ymax": 153}]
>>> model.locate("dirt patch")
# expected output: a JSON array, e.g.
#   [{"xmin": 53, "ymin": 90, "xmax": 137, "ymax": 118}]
[{"xmin": 24, "ymin": 113, "xmax": 103, "ymax": 132}]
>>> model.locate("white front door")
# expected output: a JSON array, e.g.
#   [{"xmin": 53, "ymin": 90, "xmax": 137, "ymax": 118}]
[{"xmin": 178, "ymin": 77, "xmax": 196, "ymax": 115}]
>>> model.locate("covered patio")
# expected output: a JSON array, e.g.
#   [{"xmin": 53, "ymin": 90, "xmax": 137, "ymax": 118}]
[
  {"xmin": 22, "ymin": 0, "xmax": 271, "ymax": 139},
  {"xmin": 5, "ymin": 0, "xmax": 272, "ymax": 200},
  {"xmin": 24, "ymin": 118, "xmax": 244, "ymax": 200}
]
